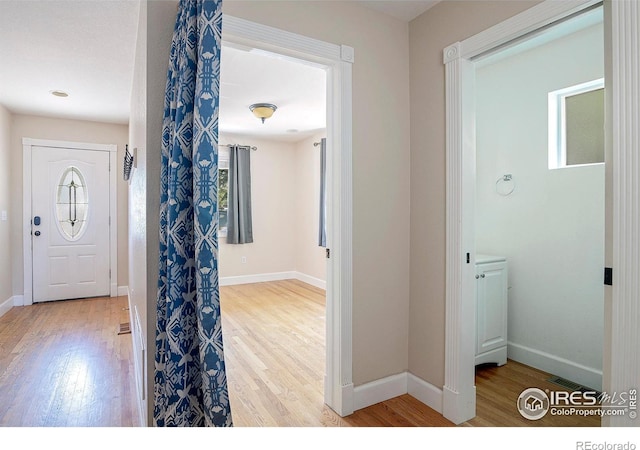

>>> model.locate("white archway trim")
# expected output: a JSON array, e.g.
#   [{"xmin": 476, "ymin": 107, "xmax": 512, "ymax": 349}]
[
  {"xmin": 22, "ymin": 138, "xmax": 118, "ymax": 306},
  {"xmin": 441, "ymin": 0, "xmax": 634, "ymax": 425},
  {"xmin": 608, "ymin": 0, "xmax": 640, "ymax": 428},
  {"xmin": 222, "ymin": 15, "xmax": 355, "ymax": 416}
]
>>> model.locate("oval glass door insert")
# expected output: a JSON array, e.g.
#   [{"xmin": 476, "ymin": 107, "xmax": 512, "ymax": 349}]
[{"xmin": 56, "ymin": 166, "xmax": 89, "ymax": 240}]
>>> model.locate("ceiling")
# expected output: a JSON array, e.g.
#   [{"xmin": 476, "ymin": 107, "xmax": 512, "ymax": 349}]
[
  {"xmin": 220, "ymin": 45, "xmax": 326, "ymax": 143},
  {"xmin": 0, "ymin": 0, "xmax": 139, "ymax": 125},
  {"xmin": 0, "ymin": 0, "xmax": 438, "ymax": 139}
]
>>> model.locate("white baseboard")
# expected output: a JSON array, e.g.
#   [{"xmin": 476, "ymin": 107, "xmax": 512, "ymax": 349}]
[
  {"xmin": 407, "ymin": 372, "xmax": 443, "ymax": 413},
  {"xmin": 220, "ymin": 271, "xmax": 296, "ymax": 286},
  {"xmin": 0, "ymin": 296, "xmax": 13, "ymax": 318},
  {"xmin": 0, "ymin": 295, "xmax": 25, "ymax": 319},
  {"xmin": 443, "ymin": 384, "xmax": 476, "ymax": 425},
  {"xmin": 117, "ymin": 285, "xmax": 128, "ymax": 297},
  {"xmin": 129, "ymin": 303, "xmax": 147, "ymax": 427},
  {"xmin": 353, "ymin": 371, "xmax": 444, "ymax": 415},
  {"xmin": 220, "ymin": 271, "xmax": 327, "ymax": 290},
  {"xmin": 293, "ymin": 272, "xmax": 326, "ymax": 290},
  {"xmin": 354, "ymin": 372, "xmax": 407, "ymax": 411},
  {"xmin": 508, "ymin": 341, "xmax": 603, "ymax": 391}
]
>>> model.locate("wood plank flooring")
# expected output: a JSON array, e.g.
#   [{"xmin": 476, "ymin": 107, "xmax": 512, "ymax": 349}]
[
  {"xmin": 468, "ymin": 360, "xmax": 601, "ymax": 427},
  {"xmin": 0, "ymin": 280, "xmax": 602, "ymax": 427},
  {"xmin": 222, "ymin": 280, "xmax": 340, "ymax": 426},
  {"xmin": 0, "ymin": 296, "xmax": 137, "ymax": 427},
  {"xmin": 222, "ymin": 280, "xmax": 601, "ymax": 427}
]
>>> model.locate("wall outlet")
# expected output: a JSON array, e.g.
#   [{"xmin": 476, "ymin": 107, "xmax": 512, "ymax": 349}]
[
  {"xmin": 0, "ymin": 210, "xmax": 6, "ymax": 221},
  {"xmin": 241, "ymin": 256, "xmax": 247, "ymax": 264}
]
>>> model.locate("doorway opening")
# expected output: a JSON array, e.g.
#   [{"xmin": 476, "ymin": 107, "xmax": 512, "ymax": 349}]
[
  {"xmin": 217, "ymin": 42, "xmax": 330, "ymax": 425},
  {"xmin": 470, "ymin": 5, "xmax": 605, "ymax": 426},
  {"xmin": 220, "ymin": 15, "xmax": 355, "ymax": 418},
  {"xmin": 438, "ymin": 0, "xmax": 640, "ymax": 425}
]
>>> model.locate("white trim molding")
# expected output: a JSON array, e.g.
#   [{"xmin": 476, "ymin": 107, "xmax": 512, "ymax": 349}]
[
  {"xmin": 408, "ymin": 373, "xmax": 444, "ymax": 414},
  {"xmin": 442, "ymin": 0, "xmax": 633, "ymax": 425},
  {"xmin": 608, "ymin": 0, "xmax": 640, "ymax": 428},
  {"xmin": 353, "ymin": 372, "xmax": 443, "ymax": 414},
  {"xmin": 12, "ymin": 295, "xmax": 24, "ymax": 307},
  {"xmin": 0, "ymin": 297, "xmax": 13, "ymax": 318},
  {"xmin": 508, "ymin": 342, "xmax": 603, "ymax": 392},
  {"xmin": 220, "ymin": 271, "xmax": 296, "ymax": 286},
  {"xmin": 22, "ymin": 138, "xmax": 118, "ymax": 305},
  {"xmin": 354, "ymin": 373, "xmax": 407, "ymax": 411},
  {"xmin": 294, "ymin": 272, "xmax": 326, "ymax": 290},
  {"xmin": 223, "ymin": 15, "xmax": 354, "ymax": 417},
  {"xmin": 220, "ymin": 271, "xmax": 326, "ymax": 290},
  {"xmin": 0, "ymin": 295, "xmax": 25, "ymax": 319}
]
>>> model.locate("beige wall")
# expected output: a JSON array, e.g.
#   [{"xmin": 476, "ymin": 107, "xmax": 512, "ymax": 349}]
[
  {"xmin": 0, "ymin": 104, "xmax": 11, "ymax": 303},
  {"xmin": 131, "ymin": 0, "xmax": 549, "ymax": 408},
  {"xmin": 218, "ymin": 133, "xmax": 326, "ymax": 284},
  {"xmin": 408, "ymin": 1, "xmax": 542, "ymax": 387},
  {"xmin": 128, "ymin": 0, "xmax": 148, "ymax": 426},
  {"xmin": 294, "ymin": 133, "xmax": 326, "ymax": 283},
  {"xmin": 127, "ymin": 0, "xmax": 176, "ymax": 425},
  {"xmin": 223, "ymin": 0, "xmax": 411, "ymax": 386},
  {"xmin": 219, "ymin": 136, "xmax": 297, "ymax": 278},
  {"xmin": 9, "ymin": 114, "xmax": 130, "ymax": 296}
]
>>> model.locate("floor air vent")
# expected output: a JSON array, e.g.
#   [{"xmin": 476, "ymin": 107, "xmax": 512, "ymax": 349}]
[
  {"xmin": 118, "ymin": 322, "xmax": 131, "ymax": 335},
  {"xmin": 547, "ymin": 375, "xmax": 600, "ymax": 395}
]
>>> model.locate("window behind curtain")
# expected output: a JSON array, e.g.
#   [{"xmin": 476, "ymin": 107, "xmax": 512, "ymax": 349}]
[{"xmin": 218, "ymin": 148, "xmax": 229, "ymax": 237}]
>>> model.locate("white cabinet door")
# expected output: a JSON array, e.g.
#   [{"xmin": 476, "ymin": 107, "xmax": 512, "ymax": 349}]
[
  {"xmin": 31, "ymin": 146, "xmax": 111, "ymax": 302},
  {"xmin": 476, "ymin": 261, "xmax": 508, "ymax": 356}
]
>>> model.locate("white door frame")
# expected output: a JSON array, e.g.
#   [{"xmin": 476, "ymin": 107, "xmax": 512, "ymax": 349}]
[
  {"xmin": 222, "ymin": 16, "xmax": 355, "ymax": 416},
  {"xmin": 22, "ymin": 138, "xmax": 118, "ymax": 306},
  {"xmin": 443, "ymin": 0, "xmax": 640, "ymax": 426}
]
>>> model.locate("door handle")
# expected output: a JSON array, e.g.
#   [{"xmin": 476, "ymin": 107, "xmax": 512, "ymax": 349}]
[{"xmin": 34, "ymin": 231, "xmax": 41, "ymax": 236}]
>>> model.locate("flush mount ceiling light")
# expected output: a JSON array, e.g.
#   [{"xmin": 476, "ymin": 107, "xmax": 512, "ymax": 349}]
[
  {"xmin": 249, "ymin": 103, "xmax": 277, "ymax": 124},
  {"xmin": 50, "ymin": 90, "xmax": 69, "ymax": 98}
]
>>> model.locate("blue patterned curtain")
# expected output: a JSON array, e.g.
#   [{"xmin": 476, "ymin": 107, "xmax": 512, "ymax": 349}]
[{"xmin": 154, "ymin": 0, "xmax": 232, "ymax": 427}]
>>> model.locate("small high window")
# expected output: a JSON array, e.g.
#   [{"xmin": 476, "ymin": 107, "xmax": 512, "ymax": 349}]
[
  {"xmin": 56, "ymin": 166, "xmax": 88, "ymax": 240},
  {"xmin": 548, "ymin": 79, "xmax": 605, "ymax": 169}
]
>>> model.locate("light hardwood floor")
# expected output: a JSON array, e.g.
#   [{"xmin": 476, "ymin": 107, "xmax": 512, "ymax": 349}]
[
  {"xmin": 221, "ymin": 280, "xmax": 600, "ymax": 427},
  {"xmin": 0, "ymin": 296, "xmax": 137, "ymax": 426},
  {"xmin": 221, "ymin": 279, "xmax": 453, "ymax": 427},
  {"xmin": 0, "ymin": 280, "xmax": 602, "ymax": 427}
]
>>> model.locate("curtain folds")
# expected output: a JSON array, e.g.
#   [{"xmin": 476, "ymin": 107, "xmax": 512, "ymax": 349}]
[
  {"xmin": 155, "ymin": 0, "xmax": 232, "ymax": 427},
  {"xmin": 318, "ymin": 138, "xmax": 327, "ymax": 247},
  {"xmin": 226, "ymin": 145, "xmax": 253, "ymax": 244}
]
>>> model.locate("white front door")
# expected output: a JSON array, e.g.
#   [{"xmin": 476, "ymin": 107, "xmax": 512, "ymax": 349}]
[{"xmin": 31, "ymin": 146, "xmax": 111, "ymax": 302}]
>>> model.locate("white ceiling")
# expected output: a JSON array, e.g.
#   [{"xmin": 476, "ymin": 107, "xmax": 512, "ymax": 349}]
[
  {"xmin": 0, "ymin": 0, "xmax": 139, "ymax": 125},
  {"xmin": 220, "ymin": 45, "xmax": 326, "ymax": 143},
  {"xmin": 0, "ymin": 0, "xmax": 438, "ymax": 139}
]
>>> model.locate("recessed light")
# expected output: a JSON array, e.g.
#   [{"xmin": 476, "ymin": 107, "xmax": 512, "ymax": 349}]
[
  {"xmin": 286, "ymin": 129, "xmax": 299, "ymax": 133},
  {"xmin": 50, "ymin": 90, "xmax": 69, "ymax": 98}
]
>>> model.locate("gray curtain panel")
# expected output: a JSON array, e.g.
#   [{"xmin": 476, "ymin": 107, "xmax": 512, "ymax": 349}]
[
  {"xmin": 318, "ymin": 138, "xmax": 327, "ymax": 247},
  {"xmin": 227, "ymin": 145, "xmax": 253, "ymax": 244}
]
